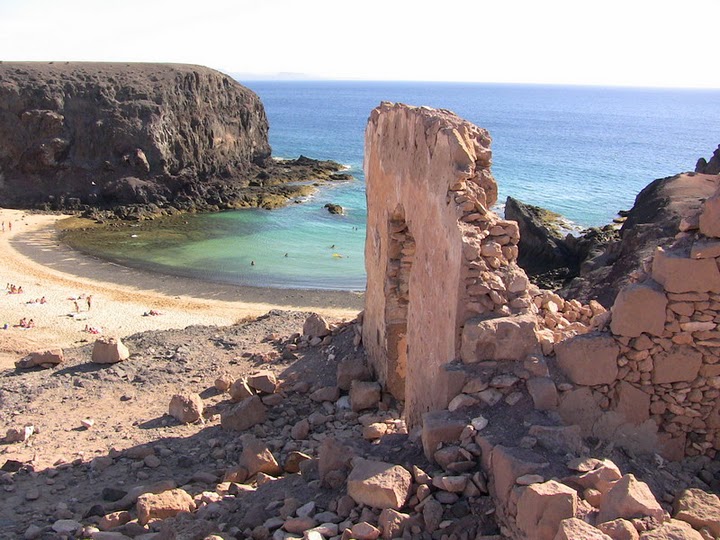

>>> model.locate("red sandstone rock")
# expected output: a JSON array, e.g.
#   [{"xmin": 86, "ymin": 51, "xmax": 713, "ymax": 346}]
[
  {"xmin": 652, "ymin": 247, "xmax": 720, "ymax": 293},
  {"xmin": 700, "ymin": 190, "xmax": 720, "ymax": 238},
  {"xmin": 691, "ymin": 239, "xmax": 720, "ymax": 259},
  {"xmin": 610, "ymin": 282, "xmax": 667, "ymax": 337},
  {"xmin": 638, "ymin": 519, "xmax": 704, "ymax": 539},
  {"xmin": 318, "ymin": 437, "xmax": 354, "ymax": 487},
  {"xmin": 460, "ymin": 313, "xmax": 539, "ymax": 363},
  {"xmin": 597, "ymin": 474, "xmax": 665, "ymax": 524},
  {"xmin": 220, "ymin": 395, "xmax": 267, "ymax": 431},
  {"xmin": 337, "ymin": 356, "xmax": 371, "ymax": 391},
  {"xmin": 378, "ymin": 508, "xmax": 411, "ymax": 540},
  {"xmin": 554, "ymin": 518, "xmax": 612, "ymax": 539},
  {"xmin": 238, "ymin": 435, "xmax": 281, "ymax": 477},
  {"xmin": 229, "ymin": 378, "xmax": 254, "ymax": 401},
  {"xmin": 136, "ymin": 488, "xmax": 195, "ymax": 525},
  {"xmin": 516, "ymin": 480, "xmax": 578, "ymax": 540},
  {"xmin": 15, "ymin": 348, "xmax": 64, "ymax": 369},
  {"xmin": 615, "ymin": 382, "xmax": 651, "ymax": 425},
  {"xmin": 652, "ymin": 345, "xmax": 703, "ymax": 384},
  {"xmin": 168, "ymin": 393, "xmax": 204, "ymax": 424},
  {"xmin": 246, "ymin": 370, "xmax": 278, "ymax": 394},
  {"xmin": 91, "ymin": 337, "xmax": 130, "ymax": 364},
  {"xmin": 597, "ymin": 519, "xmax": 640, "ymax": 540},
  {"xmin": 421, "ymin": 410, "xmax": 468, "ymax": 460},
  {"xmin": 673, "ymin": 488, "xmax": 720, "ymax": 536},
  {"xmin": 347, "ymin": 458, "xmax": 412, "ymax": 510},
  {"xmin": 303, "ymin": 313, "xmax": 331, "ymax": 338},
  {"xmin": 491, "ymin": 445, "xmax": 549, "ymax": 506},
  {"xmin": 527, "ymin": 377, "xmax": 559, "ymax": 410},
  {"xmin": 555, "ymin": 333, "xmax": 619, "ymax": 386}
]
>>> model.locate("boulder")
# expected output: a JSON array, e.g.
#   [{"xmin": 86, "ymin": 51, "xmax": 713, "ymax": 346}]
[
  {"xmin": 652, "ymin": 345, "xmax": 703, "ymax": 384},
  {"xmin": 220, "ymin": 395, "xmax": 267, "ymax": 431},
  {"xmin": 460, "ymin": 312, "xmax": 539, "ymax": 363},
  {"xmin": 136, "ymin": 488, "xmax": 195, "ymax": 525},
  {"xmin": 554, "ymin": 518, "xmax": 612, "ymax": 540},
  {"xmin": 673, "ymin": 488, "xmax": 720, "ymax": 537},
  {"xmin": 597, "ymin": 519, "xmax": 640, "ymax": 540},
  {"xmin": 303, "ymin": 313, "xmax": 331, "ymax": 338},
  {"xmin": 696, "ymin": 145, "xmax": 720, "ymax": 175},
  {"xmin": 652, "ymin": 247, "xmax": 720, "ymax": 293},
  {"xmin": 350, "ymin": 380, "xmax": 381, "ymax": 411},
  {"xmin": 15, "ymin": 348, "xmax": 64, "ymax": 369},
  {"xmin": 168, "ymin": 394, "xmax": 204, "ymax": 424},
  {"xmin": 555, "ymin": 333, "xmax": 619, "ymax": 386},
  {"xmin": 378, "ymin": 508, "xmax": 411, "ymax": 540},
  {"xmin": 527, "ymin": 377, "xmax": 559, "ymax": 410},
  {"xmin": 610, "ymin": 282, "xmax": 667, "ymax": 337},
  {"xmin": 91, "ymin": 337, "xmax": 130, "ymax": 364},
  {"xmin": 318, "ymin": 438, "xmax": 354, "ymax": 487},
  {"xmin": 597, "ymin": 474, "xmax": 665, "ymax": 523},
  {"xmin": 246, "ymin": 370, "xmax": 277, "ymax": 394},
  {"xmin": 238, "ymin": 435, "xmax": 282, "ymax": 477},
  {"xmin": 347, "ymin": 458, "xmax": 412, "ymax": 510},
  {"xmin": 638, "ymin": 519, "xmax": 704, "ymax": 539},
  {"xmin": 516, "ymin": 480, "xmax": 578, "ymax": 540},
  {"xmin": 229, "ymin": 378, "xmax": 254, "ymax": 402},
  {"xmin": 337, "ymin": 357, "xmax": 371, "ymax": 391}
]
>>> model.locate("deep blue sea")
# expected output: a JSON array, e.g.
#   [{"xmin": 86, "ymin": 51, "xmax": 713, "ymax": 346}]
[{"xmin": 100, "ymin": 82, "xmax": 720, "ymax": 290}]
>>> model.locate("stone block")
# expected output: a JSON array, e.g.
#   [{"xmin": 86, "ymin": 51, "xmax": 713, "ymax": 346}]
[
  {"xmin": 229, "ymin": 379, "xmax": 254, "ymax": 402},
  {"xmin": 246, "ymin": 370, "xmax": 277, "ymax": 394},
  {"xmin": 168, "ymin": 394, "xmax": 204, "ymax": 424},
  {"xmin": 303, "ymin": 313, "xmax": 331, "ymax": 338},
  {"xmin": 318, "ymin": 437, "xmax": 354, "ymax": 486},
  {"xmin": 220, "ymin": 395, "xmax": 267, "ymax": 432},
  {"xmin": 136, "ymin": 488, "xmax": 195, "ymax": 525},
  {"xmin": 554, "ymin": 518, "xmax": 612, "ymax": 539},
  {"xmin": 91, "ymin": 337, "xmax": 129, "ymax": 364},
  {"xmin": 691, "ymin": 239, "xmax": 720, "ymax": 259},
  {"xmin": 460, "ymin": 312, "xmax": 538, "ymax": 363},
  {"xmin": 558, "ymin": 387, "xmax": 603, "ymax": 430},
  {"xmin": 527, "ymin": 377, "xmax": 558, "ymax": 410},
  {"xmin": 597, "ymin": 519, "xmax": 639, "ymax": 540},
  {"xmin": 673, "ymin": 488, "xmax": 720, "ymax": 537},
  {"xmin": 516, "ymin": 480, "xmax": 578, "ymax": 540},
  {"xmin": 347, "ymin": 458, "xmax": 412, "ymax": 510},
  {"xmin": 555, "ymin": 333, "xmax": 619, "ymax": 386},
  {"xmin": 350, "ymin": 380, "xmax": 381, "ymax": 411},
  {"xmin": 421, "ymin": 410, "xmax": 468, "ymax": 460},
  {"xmin": 615, "ymin": 382, "xmax": 650, "ymax": 425},
  {"xmin": 238, "ymin": 435, "xmax": 282, "ymax": 477},
  {"xmin": 652, "ymin": 247, "xmax": 720, "ymax": 293},
  {"xmin": 528, "ymin": 424, "xmax": 585, "ymax": 454},
  {"xmin": 652, "ymin": 345, "xmax": 702, "ymax": 384},
  {"xmin": 337, "ymin": 357, "xmax": 371, "ymax": 390},
  {"xmin": 491, "ymin": 445, "xmax": 548, "ymax": 506},
  {"xmin": 638, "ymin": 519, "xmax": 704, "ymax": 539},
  {"xmin": 597, "ymin": 474, "xmax": 665, "ymax": 523},
  {"xmin": 610, "ymin": 282, "xmax": 667, "ymax": 337}
]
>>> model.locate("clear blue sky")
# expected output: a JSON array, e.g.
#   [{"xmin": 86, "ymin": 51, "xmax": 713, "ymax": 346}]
[{"xmin": 1, "ymin": 0, "xmax": 719, "ymax": 88}]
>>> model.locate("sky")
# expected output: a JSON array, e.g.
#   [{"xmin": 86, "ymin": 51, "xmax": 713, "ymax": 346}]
[{"xmin": 1, "ymin": 0, "xmax": 719, "ymax": 88}]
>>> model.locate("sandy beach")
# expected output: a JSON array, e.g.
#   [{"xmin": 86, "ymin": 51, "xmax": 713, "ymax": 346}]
[{"xmin": 0, "ymin": 209, "xmax": 363, "ymax": 369}]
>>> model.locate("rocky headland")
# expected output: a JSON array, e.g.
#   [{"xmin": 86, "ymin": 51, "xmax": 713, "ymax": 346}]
[{"xmin": 0, "ymin": 62, "xmax": 350, "ymax": 220}]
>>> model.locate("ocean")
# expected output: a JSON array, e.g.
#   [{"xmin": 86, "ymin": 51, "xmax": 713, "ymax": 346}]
[{"xmin": 71, "ymin": 81, "xmax": 720, "ymax": 291}]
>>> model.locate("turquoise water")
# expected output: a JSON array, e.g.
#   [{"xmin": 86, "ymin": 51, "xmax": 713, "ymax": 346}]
[{"xmin": 105, "ymin": 82, "xmax": 720, "ymax": 291}]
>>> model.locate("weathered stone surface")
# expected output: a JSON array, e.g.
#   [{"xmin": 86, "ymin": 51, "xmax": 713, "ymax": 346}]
[
  {"xmin": 555, "ymin": 333, "xmax": 619, "ymax": 386},
  {"xmin": 310, "ymin": 386, "xmax": 341, "ymax": 403},
  {"xmin": 136, "ymin": 488, "xmax": 195, "ymax": 525},
  {"xmin": 673, "ymin": 488, "xmax": 720, "ymax": 537},
  {"xmin": 229, "ymin": 378, "xmax": 254, "ymax": 402},
  {"xmin": 220, "ymin": 395, "xmax": 267, "ymax": 431},
  {"xmin": 652, "ymin": 247, "xmax": 720, "ymax": 293},
  {"xmin": 554, "ymin": 518, "xmax": 612, "ymax": 540},
  {"xmin": 516, "ymin": 480, "xmax": 578, "ymax": 540},
  {"xmin": 528, "ymin": 424, "xmax": 585, "ymax": 454},
  {"xmin": 246, "ymin": 370, "xmax": 277, "ymax": 394},
  {"xmin": 318, "ymin": 438, "xmax": 354, "ymax": 486},
  {"xmin": 652, "ymin": 345, "xmax": 703, "ymax": 384},
  {"xmin": 597, "ymin": 518, "xmax": 640, "ymax": 540},
  {"xmin": 615, "ymin": 382, "xmax": 650, "ymax": 425},
  {"xmin": 168, "ymin": 393, "xmax": 204, "ymax": 424},
  {"xmin": 347, "ymin": 459, "xmax": 412, "ymax": 510},
  {"xmin": 91, "ymin": 337, "xmax": 129, "ymax": 364},
  {"xmin": 421, "ymin": 410, "xmax": 468, "ymax": 460},
  {"xmin": 363, "ymin": 102, "xmax": 501, "ymax": 426},
  {"xmin": 491, "ymin": 445, "xmax": 548, "ymax": 506},
  {"xmin": 691, "ymin": 239, "xmax": 720, "ymax": 259},
  {"xmin": 597, "ymin": 474, "xmax": 665, "ymax": 523},
  {"xmin": 238, "ymin": 435, "xmax": 282, "ymax": 477},
  {"xmin": 558, "ymin": 387, "xmax": 603, "ymax": 431},
  {"xmin": 303, "ymin": 313, "xmax": 331, "ymax": 338},
  {"xmin": 378, "ymin": 508, "xmax": 411, "ymax": 540},
  {"xmin": 460, "ymin": 313, "xmax": 539, "ymax": 363},
  {"xmin": 15, "ymin": 349, "xmax": 64, "ymax": 369},
  {"xmin": 350, "ymin": 380, "xmax": 381, "ymax": 411},
  {"xmin": 638, "ymin": 519, "xmax": 704, "ymax": 539},
  {"xmin": 610, "ymin": 282, "xmax": 667, "ymax": 337},
  {"xmin": 527, "ymin": 377, "xmax": 559, "ymax": 410},
  {"xmin": 700, "ymin": 189, "xmax": 720, "ymax": 238}
]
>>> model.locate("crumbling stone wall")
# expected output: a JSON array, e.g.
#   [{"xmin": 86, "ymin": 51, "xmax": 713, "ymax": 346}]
[{"xmin": 363, "ymin": 103, "xmax": 538, "ymax": 427}]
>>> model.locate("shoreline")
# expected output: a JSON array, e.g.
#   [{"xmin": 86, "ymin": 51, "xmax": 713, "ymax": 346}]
[{"xmin": 0, "ymin": 209, "xmax": 363, "ymax": 368}]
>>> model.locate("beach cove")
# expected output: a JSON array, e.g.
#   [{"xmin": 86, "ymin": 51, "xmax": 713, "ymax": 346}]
[{"xmin": 0, "ymin": 208, "xmax": 363, "ymax": 368}]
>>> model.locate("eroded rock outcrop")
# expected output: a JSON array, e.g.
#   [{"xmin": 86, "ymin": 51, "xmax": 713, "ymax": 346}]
[
  {"xmin": 696, "ymin": 145, "xmax": 720, "ymax": 175},
  {"xmin": 0, "ymin": 62, "xmax": 346, "ymax": 216}
]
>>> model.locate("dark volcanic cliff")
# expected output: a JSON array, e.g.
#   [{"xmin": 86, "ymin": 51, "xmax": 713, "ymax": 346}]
[{"xmin": 0, "ymin": 62, "xmax": 346, "ymax": 216}]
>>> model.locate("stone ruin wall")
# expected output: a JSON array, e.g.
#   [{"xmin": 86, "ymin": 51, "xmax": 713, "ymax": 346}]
[{"xmin": 363, "ymin": 101, "xmax": 720, "ymax": 463}]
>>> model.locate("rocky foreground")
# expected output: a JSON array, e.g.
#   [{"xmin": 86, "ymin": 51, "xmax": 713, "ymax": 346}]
[
  {"xmin": 2, "ymin": 310, "xmax": 720, "ymax": 540},
  {"xmin": 0, "ymin": 63, "xmax": 351, "ymax": 219}
]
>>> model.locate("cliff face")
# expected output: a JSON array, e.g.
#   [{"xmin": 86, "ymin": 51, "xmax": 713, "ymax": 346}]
[{"xmin": 0, "ymin": 62, "xmax": 271, "ymax": 209}]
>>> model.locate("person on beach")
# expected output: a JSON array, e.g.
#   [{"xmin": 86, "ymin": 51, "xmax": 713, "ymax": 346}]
[
  {"xmin": 86, "ymin": 295, "xmax": 92, "ymax": 310},
  {"xmin": 73, "ymin": 300, "xmax": 80, "ymax": 313},
  {"xmin": 19, "ymin": 317, "xmax": 27, "ymax": 327},
  {"xmin": 27, "ymin": 319, "xmax": 35, "ymax": 328},
  {"xmin": 40, "ymin": 296, "xmax": 46, "ymax": 304}
]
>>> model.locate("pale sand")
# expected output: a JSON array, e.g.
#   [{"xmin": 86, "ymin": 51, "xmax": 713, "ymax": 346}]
[{"xmin": 0, "ymin": 209, "xmax": 363, "ymax": 368}]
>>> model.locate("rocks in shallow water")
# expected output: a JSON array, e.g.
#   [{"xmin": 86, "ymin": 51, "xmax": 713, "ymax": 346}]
[
  {"xmin": 168, "ymin": 393, "xmax": 204, "ymax": 424},
  {"xmin": 92, "ymin": 337, "xmax": 130, "ymax": 364},
  {"xmin": 324, "ymin": 203, "xmax": 344, "ymax": 215}
]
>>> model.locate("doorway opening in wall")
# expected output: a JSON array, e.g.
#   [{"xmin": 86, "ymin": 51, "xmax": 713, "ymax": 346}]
[{"xmin": 384, "ymin": 206, "xmax": 415, "ymax": 401}]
